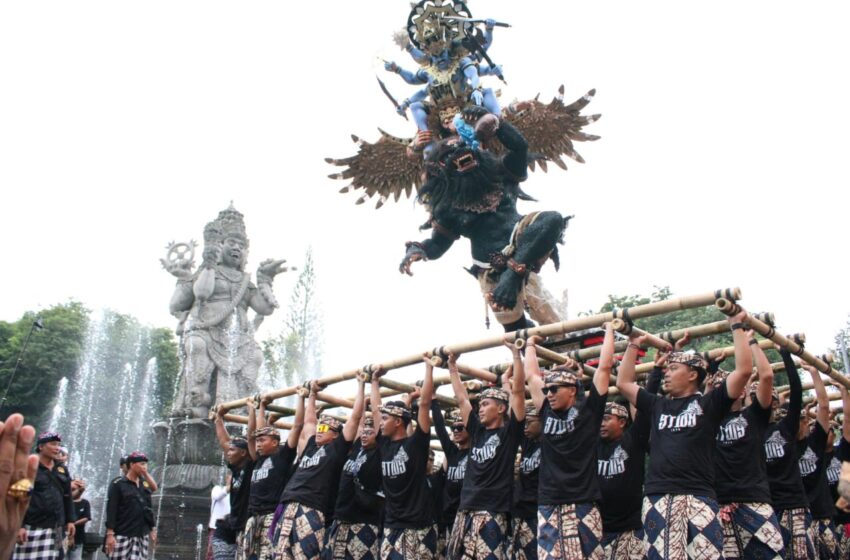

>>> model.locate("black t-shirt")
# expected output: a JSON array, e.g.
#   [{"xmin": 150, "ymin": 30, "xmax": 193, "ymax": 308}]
[
  {"xmin": 636, "ymin": 385, "xmax": 733, "ymax": 497},
  {"xmin": 427, "ymin": 471, "xmax": 444, "ymax": 524},
  {"xmin": 281, "ymin": 435, "xmax": 353, "ymax": 516},
  {"xmin": 378, "ymin": 426, "xmax": 432, "ymax": 529},
  {"xmin": 539, "ymin": 386, "xmax": 606, "ymax": 505},
  {"xmin": 800, "ymin": 424, "xmax": 835, "ymax": 520},
  {"xmin": 248, "ymin": 443, "xmax": 297, "ymax": 515},
  {"xmin": 228, "ymin": 459, "xmax": 255, "ymax": 531},
  {"xmin": 106, "ymin": 477, "xmax": 155, "ymax": 537},
  {"xmin": 333, "ymin": 441, "xmax": 383, "ymax": 526},
  {"xmin": 433, "ymin": 403, "xmax": 469, "ymax": 525},
  {"xmin": 598, "ymin": 418, "xmax": 649, "ymax": 533},
  {"xmin": 73, "ymin": 499, "xmax": 91, "ymax": 546},
  {"xmin": 24, "ymin": 462, "xmax": 74, "ymax": 528},
  {"xmin": 513, "ymin": 437, "xmax": 540, "ymax": 520},
  {"xmin": 714, "ymin": 401, "xmax": 772, "ymax": 504},
  {"xmin": 764, "ymin": 422, "xmax": 809, "ymax": 511},
  {"xmin": 459, "ymin": 411, "xmax": 523, "ymax": 513},
  {"xmin": 830, "ymin": 439, "xmax": 850, "ymax": 524}
]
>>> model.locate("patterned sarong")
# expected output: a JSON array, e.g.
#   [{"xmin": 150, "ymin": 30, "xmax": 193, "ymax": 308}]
[
  {"xmin": 380, "ymin": 526, "xmax": 437, "ymax": 560},
  {"xmin": 642, "ymin": 494, "xmax": 723, "ymax": 560},
  {"xmin": 537, "ymin": 503, "xmax": 603, "ymax": 560},
  {"xmin": 813, "ymin": 518, "xmax": 838, "ymax": 560},
  {"xmin": 273, "ymin": 502, "xmax": 326, "ymax": 560},
  {"xmin": 776, "ymin": 508, "xmax": 817, "ymax": 560},
  {"xmin": 447, "ymin": 511, "xmax": 509, "ymax": 560},
  {"xmin": 12, "ymin": 527, "xmax": 61, "ymax": 560},
  {"xmin": 108, "ymin": 535, "xmax": 150, "ymax": 560},
  {"xmin": 321, "ymin": 521, "xmax": 379, "ymax": 560},
  {"xmin": 600, "ymin": 529, "xmax": 647, "ymax": 560},
  {"xmin": 436, "ymin": 524, "xmax": 449, "ymax": 560},
  {"xmin": 239, "ymin": 513, "xmax": 275, "ymax": 560},
  {"xmin": 509, "ymin": 516, "xmax": 537, "ymax": 560},
  {"xmin": 718, "ymin": 502, "xmax": 784, "ymax": 559},
  {"xmin": 212, "ymin": 534, "xmax": 239, "ymax": 560}
]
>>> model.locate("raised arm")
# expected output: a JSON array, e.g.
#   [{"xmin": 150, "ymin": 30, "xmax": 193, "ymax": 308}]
[
  {"xmin": 418, "ymin": 357, "xmax": 435, "ymax": 432},
  {"xmin": 525, "ymin": 335, "xmax": 546, "ymax": 411},
  {"xmin": 214, "ymin": 408, "xmax": 232, "ymax": 453},
  {"xmin": 447, "ymin": 353, "xmax": 473, "ymax": 425},
  {"xmin": 749, "ymin": 332, "xmax": 775, "ymax": 409},
  {"xmin": 399, "ymin": 229, "xmax": 458, "ymax": 276},
  {"xmin": 595, "ymin": 323, "xmax": 614, "ymax": 397},
  {"xmin": 841, "ymin": 383, "xmax": 850, "ymax": 443},
  {"xmin": 495, "ymin": 120, "xmax": 528, "ymax": 181},
  {"xmin": 287, "ymin": 391, "xmax": 306, "ymax": 450},
  {"xmin": 431, "ymin": 400, "xmax": 455, "ymax": 454},
  {"xmin": 616, "ymin": 333, "xmax": 648, "ymax": 407},
  {"xmin": 370, "ymin": 370, "xmax": 383, "ymax": 430},
  {"xmin": 800, "ymin": 362, "xmax": 830, "ymax": 432},
  {"xmin": 724, "ymin": 309, "xmax": 754, "ymax": 399},
  {"xmin": 343, "ymin": 378, "xmax": 366, "ymax": 442},
  {"xmin": 246, "ymin": 399, "xmax": 258, "ymax": 461},
  {"xmin": 506, "ymin": 342, "xmax": 526, "ymax": 421},
  {"xmin": 300, "ymin": 382, "xmax": 319, "ymax": 453},
  {"xmin": 779, "ymin": 348, "xmax": 803, "ymax": 429}
]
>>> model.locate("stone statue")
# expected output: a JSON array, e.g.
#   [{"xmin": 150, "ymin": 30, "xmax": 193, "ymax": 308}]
[{"xmin": 161, "ymin": 203, "xmax": 290, "ymax": 418}]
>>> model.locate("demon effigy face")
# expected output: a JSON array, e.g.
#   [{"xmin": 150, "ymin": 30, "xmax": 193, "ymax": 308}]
[{"xmin": 419, "ymin": 139, "xmax": 502, "ymax": 212}]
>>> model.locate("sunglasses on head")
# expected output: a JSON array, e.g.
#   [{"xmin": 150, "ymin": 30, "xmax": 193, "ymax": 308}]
[
  {"xmin": 451, "ymin": 424, "xmax": 465, "ymax": 433},
  {"xmin": 543, "ymin": 384, "xmax": 574, "ymax": 395}
]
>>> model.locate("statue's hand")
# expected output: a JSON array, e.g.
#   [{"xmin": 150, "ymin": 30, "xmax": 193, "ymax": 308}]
[
  {"xmin": 202, "ymin": 244, "xmax": 222, "ymax": 268},
  {"xmin": 400, "ymin": 242, "xmax": 427, "ymax": 276},
  {"xmin": 384, "ymin": 61, "xmax": 400, "ymax": 73},
  {"xmin": 257, "ymin": 259, "xmax": 291, "ymax": 280},
  {"xmin": 471, "ymin": 89, "xmax": 484, "ymax": 107},
  {"xmin": 160, "ymin": 257, "xmax": 194, "ymax": 279}
]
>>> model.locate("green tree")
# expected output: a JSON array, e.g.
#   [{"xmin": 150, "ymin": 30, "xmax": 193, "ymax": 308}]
[
  {"xmin": 0, "ymin": 301, "xmax": 90, "ymax": 427},
  {"xmin": 262, "ymin": 247, "xmax": 323, "ymax": 390},
  {"xmin": 147, "ymin": 327, "xmax": 180, "ymax": 415}
]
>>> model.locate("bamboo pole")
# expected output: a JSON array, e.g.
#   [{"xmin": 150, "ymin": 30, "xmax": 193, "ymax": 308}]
[
  {"xmin": 376, "ymin": 377, "xmax": 458, "ymax": 407},
  {"xmin": 715, "ymin": 298, "xmax": 850, "ymax": 390},
  {"xmin": 610, "ymin": 319, "xmax": 672, "ymax": 352}
]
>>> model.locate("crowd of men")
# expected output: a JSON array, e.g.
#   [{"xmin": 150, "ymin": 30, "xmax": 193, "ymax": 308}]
[
  {"xmin": 200, "ymin": 308, "xmax": 850, "ymax": 560},
  {"xmin": 4, "ymin": 306, "xmax": 850, "ymax": 560}
]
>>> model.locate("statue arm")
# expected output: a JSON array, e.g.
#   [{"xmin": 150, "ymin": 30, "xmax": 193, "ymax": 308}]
[
  {"xmin": 385, "ymin": 61, "xmax": 428, "ymax": 85},
  {"xmin": 248, "ymin": 284, "xmax": 276, "ymax": 316},
  {"xmin": 495, "ymin": 120, "xmax": 529, "ymax": 181},
  {"xmin": 406, "ymin": 43, "xmax": 428, "ymax": 65},
  {"xmin": 169, "ymin": 280, "xmax": 195, "ymax": 314},
  {"xmin": 399, "ymin": 225, "xmax": 457, "ymax": 275}
]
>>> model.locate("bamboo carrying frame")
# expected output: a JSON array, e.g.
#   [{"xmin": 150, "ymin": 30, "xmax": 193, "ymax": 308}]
[{"xmin": 212, "ymin": 287, "xmax": 850, "ymax": 430}]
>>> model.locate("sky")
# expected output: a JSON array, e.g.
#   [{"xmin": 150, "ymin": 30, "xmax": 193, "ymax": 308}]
[{"xmin": 1, "ymin": 1, "xmax": 849, "ymax": 390}]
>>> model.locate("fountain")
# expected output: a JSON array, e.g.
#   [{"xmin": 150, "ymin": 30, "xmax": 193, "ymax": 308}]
[{"xmin": 150, "ymin": 203, "xmax": 290, "ymax": 557}]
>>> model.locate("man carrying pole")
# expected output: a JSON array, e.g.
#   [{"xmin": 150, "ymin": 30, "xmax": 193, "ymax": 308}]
[
  {"xmin": 617, "ymin": 309, "xmax": 753, "ymax": 560},
  {"xmin": 524, "ymin": 324, "xmax": 613, "ymax": 560},
  {"xmin": 446, "ymin": 341, "xmax": 526, "ymax": 559},
  {"xmin": 274, "ymin": 379, "xmax": 365, "ymax": 560},
  {"xmin": 370, "ymin": 357, "xmax": 436, "ymax": 559}
]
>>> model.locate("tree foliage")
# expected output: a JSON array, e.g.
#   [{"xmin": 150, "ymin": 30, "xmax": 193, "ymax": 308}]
[{"xmin": 0, "ymin": 301, "xmax": 89, "ymax": 427}]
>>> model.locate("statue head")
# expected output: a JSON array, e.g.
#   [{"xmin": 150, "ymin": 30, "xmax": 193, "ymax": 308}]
[{"xmin": 204, "ymin": 203, "xmax": 249, "ymax": 270}]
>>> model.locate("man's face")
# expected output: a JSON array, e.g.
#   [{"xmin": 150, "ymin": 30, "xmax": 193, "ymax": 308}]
[
  {"xmin": 381, "ymin": 414, "xmax": 401, "ymax": 437},
  {"xmin": 40, "ymin": 440, "xmax": 62, "ymax": 460},
  {"xmin": 599, "ymin": 414, "xmax": 625, "ymax": 441},
  {"xmin": 316, "ymin": 424, "xmax": 339, "ymax": 446},
  {"xmin": 226, "ymin": 444, "xmax": 247, "ymax": 465},
  {"xmin": 129, "ymin": 461, "xmax": 148, "ymax": 476},
  {"xmin": 451, "ymin": 422, "xmax": 469, "ymax": 446},
  {"xmin": 545, "ymin": 384, "xmax": 576, "ymax": 412},
  {"xmin": 360, "ymin": 427, "xmax": 377, "ymax": 449},
  {"xmin": 478, "ymin": 398, "xmax": 506, "ymax": 427},
  {"xmin": 664, "ymin": 363, "xmax": 698, "ymax": 396},
  {"xmin": 255, "ymin": 434, "xmax": 279, "ymax": 456},
  {"xmin": 523, "ymin": 416, "xmax": 542, "ymax": 440}
]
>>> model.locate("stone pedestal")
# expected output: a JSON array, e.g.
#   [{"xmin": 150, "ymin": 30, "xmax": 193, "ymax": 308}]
[{"xmin": 149, "ymin": 419, "xmax": 227, "ymax": 559}]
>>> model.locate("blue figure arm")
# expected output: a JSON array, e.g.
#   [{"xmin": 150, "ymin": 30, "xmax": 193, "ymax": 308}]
[
  {"xmin": 406, "ymin": 43, "xmax": 429, "ymax": 65},
  {"xmin": 478, "ymin": 64, "xmax": 503, "ymax": 77},
  {"xmin": 461, "ymin": 59, "xmax": 484, "ymax": 106},
  {"xmin": 481, "ymin": 19, "xmax": 496, "ymax": 51},
  {"xmin": 384, "ymin": 61, "xmax": 428, "ymax": 85}
]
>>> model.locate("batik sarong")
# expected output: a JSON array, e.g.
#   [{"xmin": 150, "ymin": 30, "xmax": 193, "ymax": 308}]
[
  {"xmin": 509, "ymin": 516, "xmax": 537, "ymax": 560},
  {"xmin": 212, "ymin": 535, "xmax": 238, "ymax": 560},
  {"xmin": 380, "ymin": 526, "xmax": 437, "ymax": 560},
  {"xmin": 775, "ymin": 508, "xmax": 817, "ymax": 560},
  {"xmin": 446, "ymin": 510, "xmax": 509, "ymax": 560},
  {"xmin": 537, "ymin": 503, "xmax": 603, "ymax": 560},
  {"xmin": 108, "ymin": 535, "xmax": 150, "ymax": 560},
  {"xmin": 642, "ymin": 494, "xmax": 723, "ymax": 560},
  {"xmin": 813, "ymin": 518, "xmax": 838, "ymax": 560},
  {"xmin": 273, "ymin": 502, "xmax": 326, "ymax": 560},
  {"xmin": 239, "ymin": 513, "xmax": 275, "ymax": 560},
  {"xmin": 600, "ymin": 529, "xmax": 647, "ymax": 560},
  {"xmin": 321, "ymin": 520, "xmax": 379, "ymax": 560},
  {"xmin": 12, "ymin": 527, "xmax": 62, "ymax": 560},
  {"xmin": 718, "ymin": 502, "xmax": 784, "ymax": 559}
]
